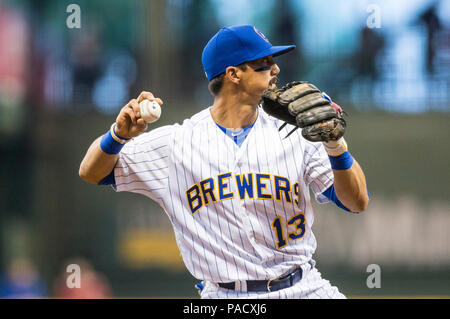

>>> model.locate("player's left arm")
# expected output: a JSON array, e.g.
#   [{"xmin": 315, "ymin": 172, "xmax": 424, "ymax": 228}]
[
  {"xmin": 261, "ymin": 82, "xmax": 369, "ymax": 212},
  {"xmin": 332, "ymin": 158, "xmax": 369, "ymax": 213},
  {"xmin": 322, "ymin": 139, "xmax": 369, "ymax": 213}
]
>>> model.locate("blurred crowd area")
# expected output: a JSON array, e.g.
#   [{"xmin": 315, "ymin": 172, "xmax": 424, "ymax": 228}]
[
  {"xmin": 0, "ymin": 0, "xmax": 449, "ymax": 298},
  {"xmin": 0, "ymin": 257, "xmax": 111, "ymax": 298},
  {"xmin": 0, "ymin": 0, "xmax": 449, "ymax": 124}
]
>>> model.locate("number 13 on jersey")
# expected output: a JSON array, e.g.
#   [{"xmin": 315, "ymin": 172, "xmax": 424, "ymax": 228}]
[{"xmin": 271, "ymin": 212, "xmax": 306, "ymax": 249}]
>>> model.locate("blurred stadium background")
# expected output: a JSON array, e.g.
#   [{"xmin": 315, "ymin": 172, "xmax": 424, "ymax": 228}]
[{"xmin": 0, "ymin": 0, "xmax": 449, "ymax": 298}]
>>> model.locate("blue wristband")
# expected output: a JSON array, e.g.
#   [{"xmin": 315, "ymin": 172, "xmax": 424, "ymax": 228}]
[
  {"xmin": 100, "ymin": 129, "xmax": 125, "ymax": 155},
  {"xmin": 328, "ymin": 151, "xmax": 354, "ymax": 170}
]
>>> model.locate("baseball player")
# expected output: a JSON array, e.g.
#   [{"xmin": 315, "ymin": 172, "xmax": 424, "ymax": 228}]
[{"xmin": 79, "ymin": 25, "xmax": 369, "ymax": 299}]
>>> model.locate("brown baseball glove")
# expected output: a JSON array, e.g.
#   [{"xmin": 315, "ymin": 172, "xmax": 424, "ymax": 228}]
[{"xmin": 261, "ymin": 81, "xmax": 346, "ymax": 142}]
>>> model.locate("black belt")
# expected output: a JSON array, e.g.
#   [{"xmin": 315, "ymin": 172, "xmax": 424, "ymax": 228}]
[{"xmin": 218, "ymin": 268, "xmax": 303, "ymax": 293}]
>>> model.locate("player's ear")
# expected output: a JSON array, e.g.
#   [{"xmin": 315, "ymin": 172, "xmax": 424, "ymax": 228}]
[{"xmin": 225, "ymin": 66, "xmax": 242, "ymax": 85}]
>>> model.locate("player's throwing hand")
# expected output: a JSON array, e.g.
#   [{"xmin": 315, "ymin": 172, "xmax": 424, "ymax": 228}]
[{"xmin": 115, "ymin": 91, "xmax": 163, "ymax": 139}]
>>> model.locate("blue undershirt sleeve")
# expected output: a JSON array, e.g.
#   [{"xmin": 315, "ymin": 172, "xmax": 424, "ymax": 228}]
[
  {"xmin": 98, "ymin": 170, "xmax": 116, "ymax": 185},
  {"xmin": 321, "ymin": 184, "xmax": 351, "ymax": 212}
]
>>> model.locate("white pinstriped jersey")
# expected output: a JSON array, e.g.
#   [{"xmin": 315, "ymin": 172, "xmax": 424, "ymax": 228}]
[{"xmin": 113, "ymin": 106, "xmax": 334, "ymax": 284}]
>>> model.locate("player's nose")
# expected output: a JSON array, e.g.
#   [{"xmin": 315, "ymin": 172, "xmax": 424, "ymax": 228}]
[{"xmin": 271, "ymin": 63, "xmax": 280, "ymax": 76}]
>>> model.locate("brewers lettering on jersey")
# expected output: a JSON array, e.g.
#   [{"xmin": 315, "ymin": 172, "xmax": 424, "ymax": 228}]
[{"xmin": 79, "ymin": 25, "xmax": 370, "ymax": 299}]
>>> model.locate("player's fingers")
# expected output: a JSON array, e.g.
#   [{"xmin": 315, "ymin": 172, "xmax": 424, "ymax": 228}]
[
  {"xmin": 136, "ymin": 118, "xmax": 148, "ymax": 130},
  {"xmin": 122, "ymin": 101, "xmax": 137, "ymax": 125},
  {"xmin": 128, "ymin": 98, "xmax": 141, "ymax": 118},
  {"xmin": 124, "ymin": 108, "xmax": 137, "ymax": 126},
  {"xmin": 117, "ymin": 100, "xmax": 133, "ymax": 124},
  {"xmin": 127, "ymin": 118, "xmax": 148, "ymax": 138},
  {"xmin": 137, "ymin": 91, "xmax": 164, "ymax": 107},
  {"xmin": 137, "ymin": 91, "xmax": 155, "ymax": 103}
]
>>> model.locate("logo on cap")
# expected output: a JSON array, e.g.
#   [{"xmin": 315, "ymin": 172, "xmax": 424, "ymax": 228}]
[{"xmin": 253, "ymin": 26, "xmax": 269, "ymax": 43}]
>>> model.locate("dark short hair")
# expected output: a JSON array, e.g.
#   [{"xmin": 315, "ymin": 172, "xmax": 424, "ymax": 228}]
[{"xmin": 207, "ymin": 64, "xmax": 247, "ymax": 96}]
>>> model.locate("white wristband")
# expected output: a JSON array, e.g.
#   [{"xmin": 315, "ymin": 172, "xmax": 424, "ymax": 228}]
[
  {"xmin": 110, "ymin": 123, "xmax": 131, "ymax": 144},
  {"xmin": 323, "ymin": 137, "xmax": 348, "ymax": 157}
]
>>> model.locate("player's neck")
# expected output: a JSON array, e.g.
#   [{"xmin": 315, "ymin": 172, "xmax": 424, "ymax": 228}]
[{"xmin": 211, "ymin": 94, "xmax": 258, "ymax": 130}]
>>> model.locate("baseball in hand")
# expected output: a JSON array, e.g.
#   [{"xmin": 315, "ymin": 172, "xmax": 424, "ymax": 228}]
[{"xmin": 139, "ymin": 100, "xmax": 161, "ymax": 123}]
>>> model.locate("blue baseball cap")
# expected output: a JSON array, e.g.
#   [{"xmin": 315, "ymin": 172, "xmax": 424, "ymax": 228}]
[{"xmin": 202, "ymin": 25, "xmax": 296, "ymax": 81}]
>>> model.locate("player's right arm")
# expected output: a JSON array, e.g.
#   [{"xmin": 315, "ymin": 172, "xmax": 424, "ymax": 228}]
[
  {"xmin": 79, "ymin": 91, "xmax": 163, "ymax": 184},
  {"xmin": 78, "ymin": 136, "xmax": 119, "ymax": 184}
]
